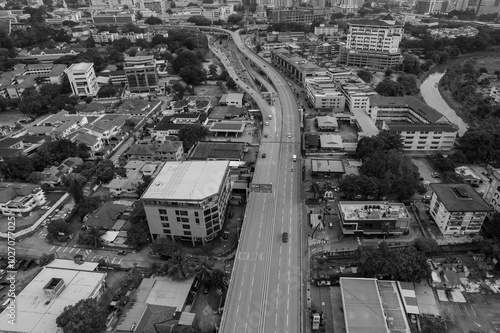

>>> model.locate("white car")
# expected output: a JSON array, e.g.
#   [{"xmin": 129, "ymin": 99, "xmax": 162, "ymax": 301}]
[
  {"xmin": 41, "ymin": 206, "xmax": 50, "ymax": 210},
  {"xmin": 288, "ymin": 133, "xmax": 291, "ymax": 138}
]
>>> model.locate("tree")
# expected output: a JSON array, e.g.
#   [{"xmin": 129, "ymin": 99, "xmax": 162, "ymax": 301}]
[
  {"xmin": 95, "ymin": 159, "xmax": 115, "ymax": 183},
  {"xmin": 177, "ymin": 124, "xmax": 209, "ymax": 151},
  {"xmin": 179, "ymin": 64, "xmax": 207, "ymax": 85},
  {"xmin": 420, "ymin": 315, "xmax": 446, "ymax": 333},
  {"xmin": 135, "ymin": 175, "xmax": 152, "ymax": 197},
  {"xmin": 227, "ymin": 14, "xmax": 244, "ymax": 25},
  {"xmin": 56, "ymin": 298, "xmax": 107, "ymax": 333},
  {"xmin": 78, "ymin": 197, "xmax": 101, "ymax": 217},
  {"xmin": 225, "ymin": 76, "xmax": 237, "ymax": 90},
  {"xmin": 81, "ymin": 226, "xmax": 104, "ymax": 248},
  {"xmin": 172, "ymin": 325, "xmax": 201, "ymax": 333},
  {"xmin": 186, "ymin": 15, "xmax": 211, "ymax": 26},
  {"xmin": 397, "ymin": 74, "xmax": 419, "ymax": 95},
  {"xmin": 208, "ymin": 64, "xmax": 218, "ymax": 77},
  {"xmin": 151, "ymin": 237, "xmax": 183, "ymax": 258},
  {"xmin": 126, "ymin": 221, "xmax": 150, "ymax": 249},
  {"xmin": 357, "ymin": 69, "xmax": 373, "ymax": 83},
  {"xmin": 145, "ymin": 16, "xmax": 163, "ymax": 25},
  {"xmin": 375, "ymin": 79, "xmax": 405, "ymax": 96},
  {"xmin": 211, "ymin": 269, "xmax": 228, "ymax": 293},
  {"xmin": 414, "ymin": 237, "xmax": 439, "ymax": 254},
  {"xmin": 380, "ymin": 222, "xmax": 393, "ymax": 240},
  {"xmin": 172, "ymin": 49, "xmax": 200, "ymax": 73},
  {"xmin": 47, "ymin": 220, "xmax": 70, "ymax": 242},
  {"xmin": 68, "ymin": 177, "xmax": 84, "ymax": 204},
  {"xmin": 196, "ymin": 260, "xmax": 215, "ymax": 283},
  {"xmin": 402, "ymin": 54, "xmax": 421, "ymax": 74},
  {"xmin": 38, "ymin": 253, "xmax": 55, "ymax": 266}
]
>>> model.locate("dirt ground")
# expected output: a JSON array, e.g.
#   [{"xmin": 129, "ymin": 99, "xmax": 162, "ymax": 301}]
[
  {"xmin": 191, "ymin": 282, "xmax": 222, "ymax": 332},
  {"xmin": 194, "ymin": 85, "xmax": 224, "ymax": 106},
  {"xmin": 438, "ymin": 292, "xmax": 500, "ymax": 333}
]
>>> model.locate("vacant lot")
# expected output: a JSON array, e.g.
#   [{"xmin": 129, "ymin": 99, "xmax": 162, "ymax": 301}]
[
  {"xmin": 474, "ymin": 56, "xmax": 500, "ymax": 74},
  {"xmin": 194, "ymin": 84, "xmax": 224, "ymax": 104}
]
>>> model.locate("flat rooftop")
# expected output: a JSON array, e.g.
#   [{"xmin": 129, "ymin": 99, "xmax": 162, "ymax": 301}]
[
  {"xmin": 67, "ymin": 62, "xmax": 92, "ymax": 72},
  {"xmin": 142, "ymin": 161, "xmax": 229, "ymax": 201},
  {"xmin": 340, "ymin": 277, "xmax": 388, "ymax": 333},
  {"xmin": 0, "ymin": 267, "xmax": 106, "ymax": 333},
  {"xmin": 339, "ymin": 201, "xmax": 409, "ymax": 221}
]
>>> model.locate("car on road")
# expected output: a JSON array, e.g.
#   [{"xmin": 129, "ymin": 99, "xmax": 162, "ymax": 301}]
[
  {"xmin": 288, "ymin": 133, "xmax": 291, "ymax": 138},
  {"xmin": 282, "ymin": 232, "xmax": 288, "ymax": 243},
  {"xmin": 265, "ymin": 121, "xmax": 269, "ymax": 126},
  {"xmin": 41, "ymin": 206, "xmax": 50, "ymax": 210},
  {"xmin": 117, "ymin": 251, "xmax": 127, "ymax": 256},
  {"xmin": 262, "ymin": 153, "xmax": 266, "ymax": 158},
  {"xmin": 431, "ymin": 172, "xmax": 440, "ymax": 178}
]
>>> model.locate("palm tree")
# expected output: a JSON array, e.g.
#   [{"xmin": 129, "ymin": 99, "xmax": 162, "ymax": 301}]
[
  {"xmin": 211, "ymin": 269, "xmax": 228, "ymax": 295},
  {"xmin": 84, "ymin": 227, "xmax": 104, "ymax": 248},
  {"xmin": 381, "ymin": 222, "xmax": 393, "ymax": 241},
  {"xmin": 196, "ymin": 260, "xmax": 215, "ymax": 284}
]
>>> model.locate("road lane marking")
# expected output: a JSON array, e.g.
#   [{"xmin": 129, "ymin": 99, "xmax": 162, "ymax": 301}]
[
  {"xmin": 92, "ymin": 255, "xmax": 96, "ymax": 260},
  {"xmin": 50, "ymin": 246, "xmax": 55, "ymax": 251},
  {"xmin": 118, "ymin": 259, "xmax": 122, "ymax": 264},
  {"xmin": 75, "ymin": 249, "xmax": 80, "ymax": 254},
  {"xmin": 63, "ymin": 248, "xmax": 68, "ymax": 253},
  {"xmin": 68, "ymin": 248, "xmax": 74, "ymax": 253},
  {"xmin": 111, "ymin": 258, "xmax": 116, "ymax": 264},
  {"xmin": 57, "ymin": 247, "xmax": 62, "ymax": 252}
]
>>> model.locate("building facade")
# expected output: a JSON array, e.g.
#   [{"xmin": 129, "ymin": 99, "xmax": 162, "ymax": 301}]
[
  {"xmin": 429, "ymin": 183, "xmax": 492, "ymax": 236},
  {"xmin": 338, "ymin": 201, "xmax": 410, "ymax": 235},
  {"xmin": 304, "ymin": 76, "xmax": 346, "ymax": 111},
  {"xmin": 124, "ymin": 55, "xmax": 159, "ymax": 93},
  {"xmin": 0, "ymin": 182, "xmax": 47, "ymax": 216},
  {"xmin": 65, "ymin": 62, "xmax": 98, "ymax": 97},
  {"xmin": 339, "ymin": 19, "xmax": 404, "ymax": 69},
  {"xmin": 482, "ymin": 165, "xmax": 500, "ymax": 213},
  {"xmin": 142, "ymin": 161, "xmax": 231, "ymax": 245},
  {"xmin": 268, "ymin": 8, "xmax": 331, "ymax": 24},
  {"xmin": 271, "ymin": 48, "xmax": 323, "ymax": 85}
]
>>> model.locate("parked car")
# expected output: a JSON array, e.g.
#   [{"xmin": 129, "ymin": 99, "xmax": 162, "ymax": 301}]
[
  {"xmin": 282, "ymin": 232, "xmax": 288, "ymax": 243},
  {"xmin": 317, "ymin": 280, "xmax": 331, "ymax": 286},
  {"xmin": 222, "ymin": 231, "xmax": 230, "ymax": 241},
  {"xmin": 117, "ymin": 251, "xmax": 127, "ymax": 256},
  {"xmin": 431, "ymin": 172, "xmax": 440, "ymax": 178},
  {"xmin": 41, "ymin": 206, "xmax": 50, "ymax": 210},
  {"xmin": 262, "ymin": 153, "xmax": 266, "ymax": 158}
]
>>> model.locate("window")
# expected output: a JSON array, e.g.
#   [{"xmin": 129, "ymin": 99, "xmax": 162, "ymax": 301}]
[
  {"xmin": 160, "ymin": 216, "xmax": 168, "ymax": 221},
  {"xmin": 175, "ymin": 210, "xmax": 188, "ymax": 216},
  {"xmin": 196, "ymin": 218, "xmax": 200, "ymax": 224},
  {"xmin": 176, "ymin": 217, "xmax": 189, "ymax": 223},
  {"xmin": 183, "ymin": 231, "xmax": 192, "ymax": 236},
  {"xmin": 161, "ymin": 223, "xmax": 169, "ymax": 228},
  {"xmin": 158, "ymin": 208, "xmax": 167, "ymax": 215},
  {"xmin": 163, "ymin": 229, "xmax": 171, "ymax": 234},
  {"xmin": 194, "ymin": 212, "xmax": 199, "ymax": 217},
  {"xmin": 182, "ymin": 224, "xmax": 191, "ymax": 229}
]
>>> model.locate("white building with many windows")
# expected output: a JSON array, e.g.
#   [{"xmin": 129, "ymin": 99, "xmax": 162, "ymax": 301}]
[
  {"xmin": 65, "ymin": 62, "xmax": 98, "ymax": 97},
  {"xmin": 429, "ymin": 183, "xmax": 491, "ymax": 236},
  {"xmin": 304, "ymin": 76, "xmax": 346, "ymax": 111},
  {"xmin": 142, "ymin": 161, "xmax": 231, "ymax": 245},
  {"xmin": 0, "ymin": 182, "xmax": 47, "ymax": 216}
]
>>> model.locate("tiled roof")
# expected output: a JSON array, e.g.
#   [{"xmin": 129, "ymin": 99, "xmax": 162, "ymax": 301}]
[{"xmin": 156, "ymin": 140, "xmax": 182, "ymax": 153}]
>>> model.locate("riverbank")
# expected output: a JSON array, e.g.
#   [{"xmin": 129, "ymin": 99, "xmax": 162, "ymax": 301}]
[{"xmin": 437, "ymin": 85, "xmax": 474, "ymax": 128}]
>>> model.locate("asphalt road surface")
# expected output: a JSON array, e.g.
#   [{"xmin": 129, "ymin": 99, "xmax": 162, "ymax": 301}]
[{"xmin": 218, "ymin": 29, "xmax": 302, "ymax": 333}]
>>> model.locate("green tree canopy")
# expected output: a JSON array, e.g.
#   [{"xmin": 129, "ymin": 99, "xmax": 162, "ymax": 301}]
[
  {"xmin": 357, "ymin": 69, "xmax": 373, "ymax": 83},
  {"xmin": 145, "ymin": 16, "xmax": 163, "ymax": 25},
  {"xmin": 178, "ymin": 124, "xmax": 209, "ymax": 151},
  {"xmin": 56, "ymin": 298, "xmax": 107, "ymax": 333}
]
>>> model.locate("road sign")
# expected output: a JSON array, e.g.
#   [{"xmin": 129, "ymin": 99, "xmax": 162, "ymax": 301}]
[{"xmin": 250, "ymin": 183, "xmax": 273, "ymax": 193}]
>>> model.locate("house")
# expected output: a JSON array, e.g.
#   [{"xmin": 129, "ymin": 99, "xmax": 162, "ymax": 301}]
[
  {"xmin": 429, "ymin": 183, "xmax": 492, "ymax": 236},
  {"xmin": 208, "ymin": 106, "xmax": 245, "ymax": 121},
  {"xmin": 125, "ymin": 144, "xmax": 157, "ymax": 161},
  {"xmin": 0, "ymin": 137, "xmax": 24, "ymax": 150},
  {"xmin": 83, "ymin": 120, "xmax": 119, "ymax": 142},
  {"xmin": 319, "ymin": 134, "xmax": 344, "ymax": 152},
  {"xmin": 106, "ymin": 161, "xmax": 160, "ymax": 197},
  {"xmin": 152, "ymin": 116, "xmax": 198, "ymax": 143},
  {"xmin": 316, "ymin": 116, "xmax": 339, "ymax": 131},
  {"xmin": 305, "ymin": 134, "xmax": 320, "ymax": 152},
  {"xmin": 219, "ymin": 93, "xmax": 244, "ymax": 107},
  {"xmin": 0, "ymin": 182, "xmax": 47, "ymax": 216},
  {"xmin": 68, "ymin": 132, "xmax": 103, "ymax": 155},
  {"xmin": 155, "ymin": 141, "xmax": 183, "ymax": 161},
  {"xmin": 171, "ymin": 113, "xmax": 201, "ymax": 124},
  {"xmin": 30, "ymin": 157, "xmax": 84, "ymax": 186}
]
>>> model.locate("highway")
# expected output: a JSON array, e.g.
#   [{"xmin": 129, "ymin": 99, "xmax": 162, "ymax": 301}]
[{"xmin": 214, "ymin": 29, "xmax": 302, "ymax": 333}]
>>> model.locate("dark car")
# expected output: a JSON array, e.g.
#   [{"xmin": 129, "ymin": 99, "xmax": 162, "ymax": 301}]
[
  {"xmin": 117, "ymin": 251, "xmax": 127, "ymax": 256},
  {"xmin": 262, "ymin": 153, "xmax": 266, "ymax": 158},
  {"xmin": 282, "ymin": 232, "xmax": 288, "ymax": 243},
  {"xmin": 203, "ymin": 285, "xmax": 210, "ymax": 294}
]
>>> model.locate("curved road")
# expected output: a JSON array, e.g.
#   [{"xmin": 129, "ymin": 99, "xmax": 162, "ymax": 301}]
[{"xmin": 212, "ymin": 29, "xmax": 302, "ymax": 333}]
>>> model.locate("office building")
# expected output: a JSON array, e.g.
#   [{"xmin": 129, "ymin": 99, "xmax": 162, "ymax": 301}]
[
  {"xmin": 416, "ymin": 0, "xmax": 445, "ymax": 14},
  {"xmin": 142, "ymin": 161, "xmax": 231, "ymax": 245},
  {"xmin": 314, "ymin": 24, "xmax": 339, "ymax": 36},
  {"xmin": 334, "ymin": 0, "xmax": 359, "ymax": 14},
  {"xmin": 338, "ymin": 201, "xmax": 410, "ymax": 235},
  {"xmin": 65, "ymin": 62, "xmax": 98, "ymax": 97},
  {"xmin": 92, "ymin": 12, "xmax": 136, "ymax": 26},
  {"xmin": 124, "ymin": 55, "xmax": 159, "ymax": 93},
  {"xmin": 339, "ymin": 19, "xmax": 404, "ymax": 69},
  {"xmin": 429, "ymin": 183, "xmax": 492, "ymax": 236},
  {"xmin": 304, "ymin": 76, "xmax": 346, "ymax": 112},
  {"xmin": 271, "ymin": 48, "xmax": 323, "ymax": 85}
]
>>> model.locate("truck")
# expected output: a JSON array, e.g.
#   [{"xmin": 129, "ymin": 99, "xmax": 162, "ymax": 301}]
[
  {"xmin": 292, "ymin": 155, "xmax": 297, "ymax": 162},
  {"xmin": 312, "ymin": 313, "xmax": 320, "ymax": 330}
]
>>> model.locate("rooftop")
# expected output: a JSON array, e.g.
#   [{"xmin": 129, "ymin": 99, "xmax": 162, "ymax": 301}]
[
  {"xmin": 0, "ymin": 266, "xmax": 106, "ymax": 333},
  {"xmin": 369, "ymin": 95, "xmax": 448, "ymax": 123},
  {"xmin": 189, "ymin": 141, "xmax": 245, "ymax": 160},
  {"xmin": 142, "ymin": 161, "xmax": 229, "ymax": 201},
  {"xmin": 429, "ymin": 183, "xmax": 492, "ymax": 212},
  {"xmin": 311, "ymin": 159, "xmax": 345, "ymax": 173},
  {"xmin": 339, "ymin": 201, "xmax": 409, "ymax": 221},
  {"xmin": 340, "ymin": 277, "xmax": 388, "ymax": 333},
  {"xmin": 67, "ymin": 62, "xmax": 93, "ymax": 72}
]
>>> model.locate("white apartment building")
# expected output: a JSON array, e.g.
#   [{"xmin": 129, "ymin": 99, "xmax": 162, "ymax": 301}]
[
  {"xmin": 429, "ymin": 183, "xmax": 491, "ymax": 236},
  {"xmin": 304, "ymin": 76, "xmax": 346, "ymax": 111},
  {"xmin": 65, "ymin": 62, "xmax": 99, "ymax": 97},
  {"xmin": 334, "ymin": 0, "xmax": 358, "ymax": 14},
  {"xmin": 334, "ymin": 75, "xmax": 375, "ymax": 112},
  {"xmin": 92, "ymin": 31, "xmax": 119, "ymax": 43},
  {"xmin": 483, "ymin": 165, "xmax": 500, "ymax": 212},
  {"xmin": 314, "ymin": 24, "xmax": 339, "ymax": 36},
  {"xmin": 142, "ymin": 161, "xmax": 231, "ymax": 245}
]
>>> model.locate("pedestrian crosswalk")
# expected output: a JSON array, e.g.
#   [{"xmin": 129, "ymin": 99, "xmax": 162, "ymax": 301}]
[
  {"xmin": 49, "ymin": 246, "xmax": 84, "ymax": 254},
  {"xmin": 48, "ymin": 246, "xmax": 123, "ymax": 264}
]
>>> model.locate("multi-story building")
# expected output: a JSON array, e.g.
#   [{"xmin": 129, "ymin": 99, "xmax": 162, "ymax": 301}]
[
  {"xmin": 23, "ymin": 64, "xmax": 67, "ymax": 84},
  {"xmin": 268, "ymin": 8, "xmax": 331, "ymax": 24},
  {"xmin": 338, "ymin": 201, "xmax": 411, "ymax": 235},
  {"xmin": 92, "ymin": 31, "xmax": 119, "ymax": 43},
  {"xmin": 142, "ymin": 160, "xmax": 231, "ymax": 245},
  {"xmin": 429, "ymin": 183, "xmax": 492, "ymax": 236},
  {"xmin": 339, "ymin": 19, "xmax": 404, "ymax": 69},
  {"xmin": 314, "ymin": 24, "xmax": 339, "ymax": 36},
  {"xmin": 334, "ymin": 75, "xmax": 375, "ymax": 113},
  {"xmin": 92, "ymin": 12, "xmax": 136, "ymax": 26},
  {"xmin": 304, "ymin": 76, "xmax": 346, "ymax": 112},
  {"xmin": 270, "ymin": 48, "xmax": 323, "ymax": 85},
  {"xmin": 416, "ymin": 0, "xmax": 445, "ymax": 14},
  {"xmin": 65, "ymin": 62, "xmax": 99, "ymax": 97},
  {"xmin": 124, "ymin": 55, "xmax": 159, "ymax": 93},
  {"xmin": 0, "ymin": 182, "xmax": 47, "ymax": 216},
  {"xmin": 334, "ymin": 0, "xmax": 358, "ymax": 14},
  {"xmin": 369, "ymin": 95, "xmax": 458, "ymax": 151},
  {"xmin": 142, "ymin": 0, "xmax": 164, "ymax": 13},
  {"xmin": 482, "ymin": 165, "xmax": 500, "ymax": 212}
]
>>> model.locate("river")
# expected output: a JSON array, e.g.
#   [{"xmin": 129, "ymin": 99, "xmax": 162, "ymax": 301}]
[{"xmin": 420, "ymin": 67, "xmax": 469, "ymax": 136}]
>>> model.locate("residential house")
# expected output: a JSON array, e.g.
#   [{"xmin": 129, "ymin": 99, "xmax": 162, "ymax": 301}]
[
  {"xmin": 124, "ymin": 144, "xmax": 157, "ymax": 161},
  {"xmin": 106, "ymin": 161, "xmax": 160, "ymax": 197},
  {"xmin": 152, "ymin": 116, "xmax": 197, "ymax": 143},
  {"xmin": 155, "ymin": 141, "xmax": 183, "ymax": 161},
  {"xmin": 320, "ymin": 134, "xmax": 344, "ymax": 152},
  {"xmin": 31, "ymin": 157, "xmax": 84, "ymax": 186},
  {"xmin": 0, "ymin": 182, "xmax": 47, "ymax": 216},
  {"xmin": 68, "ymin": 132, "xmax": 103, "ymax": 155},
  {"xmin": 316, "ymin": 116, "xmax": 339, "ymax": 131},
  {"xmin": 171, "ymin": 113, "xmax": 201, "ymax": 124},
  {"xmin": 219, "ymin": 93, "xmax": 244, "ymax": 107}
]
